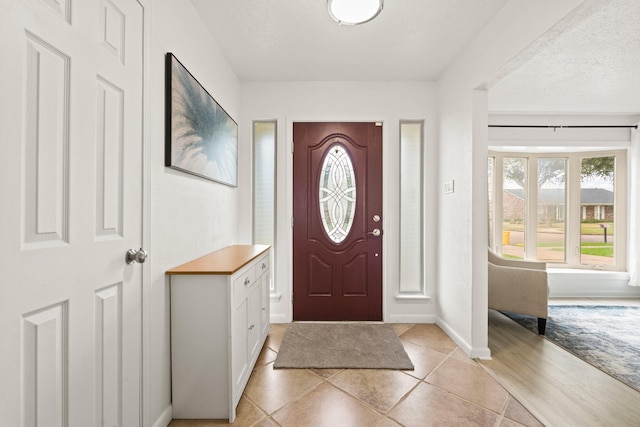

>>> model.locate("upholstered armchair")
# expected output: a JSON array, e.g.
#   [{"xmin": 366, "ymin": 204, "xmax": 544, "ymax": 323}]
[{"xmin": 488, "ymin": 249, "xmax": 549, "ymax": 334}]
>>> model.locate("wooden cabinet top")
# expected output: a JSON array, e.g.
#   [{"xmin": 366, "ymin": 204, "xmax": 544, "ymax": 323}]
[{"xmin": 166, "ymin": 245, "xmax": 270, "ymax": 275}]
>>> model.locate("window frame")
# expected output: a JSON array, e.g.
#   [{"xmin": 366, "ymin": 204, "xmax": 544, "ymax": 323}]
[
  {"xmin": 399, "ymin": 121, "xmax": 425, "ymax": 295},
  {"xmin": 489, "ymin": 149, "xmax": 627, "ymax": 271}
]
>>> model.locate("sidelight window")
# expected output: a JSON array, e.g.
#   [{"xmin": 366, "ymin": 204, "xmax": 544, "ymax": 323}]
[
  {"xmin": 253, "ymin": 121, "xmax": 276, "ymax": 246},
  {"xmin": 399, "ymin": 121, "xmax": 424, "ymax": 293},
  {"xmin": 253, "ymin": 121, "xmax": 276, "ymax": 290}
]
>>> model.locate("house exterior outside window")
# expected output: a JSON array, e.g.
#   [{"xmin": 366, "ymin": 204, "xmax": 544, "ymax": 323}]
[{"xmin": 489, "ymin": 150, "xmax": 627, "ymax": 271}]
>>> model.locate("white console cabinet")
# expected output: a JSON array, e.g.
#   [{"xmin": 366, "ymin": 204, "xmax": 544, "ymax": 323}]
[{"xmin": 167, "ymin": 245, "xmax": 270, "ymax": 422}]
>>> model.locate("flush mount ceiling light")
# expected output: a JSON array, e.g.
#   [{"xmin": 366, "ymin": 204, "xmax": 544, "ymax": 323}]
[{"xmin": 327, "ymin": 0, "xmax": 383, "ymax": 25}]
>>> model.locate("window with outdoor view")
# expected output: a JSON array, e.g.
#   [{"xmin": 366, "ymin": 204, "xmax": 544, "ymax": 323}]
[
  {"xmin": 537, "ymin": 158, "xmax": 566, "ymax": 263},
  {"xmin": 488, "ymin": 157, "xmax": 495, "ymax": 248},
  {"xmin": 489, "ymin": 151, "xmax": 626, "ymax": 271},
  {"xmin": 580, "ymin": 156, "xmax": 615, "ymax": 267},
  {"xmin": 502, "ymin": 157, "xmax": 527, "ymax": 260}
]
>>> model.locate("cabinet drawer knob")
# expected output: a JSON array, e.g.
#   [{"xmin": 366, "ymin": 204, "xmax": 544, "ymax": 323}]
[
  {"xmin": 261, "ymin": 263, "xmax": 266, "ymax": 270},
  {"xmin": 244, "ymin": 277, "xmax": 251, "ymax": 285},
  {"xmin": 248, "ymin": 324, "xmax": 255, "ymax": 330}
]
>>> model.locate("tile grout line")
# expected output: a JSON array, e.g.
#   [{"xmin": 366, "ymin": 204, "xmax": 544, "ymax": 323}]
[
  {"xmin": 265, "ymin": 324, "xmax": 536, "ymax": 425},
  {"xmin": 419, "ymin": 348, "xmax": 518, "ymax": 421},
  {"xmin": 377, "ymin": 330, "xmax": 459, "ymax": 422},
  {"xmin": 263, "ymin": 324, "xmax": 528, "ymax": 425}
]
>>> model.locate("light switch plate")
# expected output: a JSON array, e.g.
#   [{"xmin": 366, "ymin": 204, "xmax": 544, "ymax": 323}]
[{"xmin": 444, "ymin": 180, "xmax": 455, "ymax": 194}]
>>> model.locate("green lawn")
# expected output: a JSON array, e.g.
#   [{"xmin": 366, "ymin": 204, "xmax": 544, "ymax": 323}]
[
  {"xmin": 508, "ymin": 241, "xmax": 613, "ymax": 258},
  {"xmin": 503, "ymin": 221, "xmax": 614, "ymax": 235},
  {"xmin": 580, "ymin": 222, "xmax": 614, "ymax": 235},
  {"xmin": 502, "ymin": 223, "xmax": 525, "ymax": 232},
  {"xmin": 502, "ymin": 221, "xmax": 614, "ymax": 259},
  {"xmin": 580, "ymin": 247, "xmax": 614, "ymax": 257},
  {"xmin": 549, "ymin": 246, "xmax": 613, "ymax": 257}
]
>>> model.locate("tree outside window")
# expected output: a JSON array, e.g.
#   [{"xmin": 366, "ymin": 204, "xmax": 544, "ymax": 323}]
[{"xmin": 492, "ymin": 152, "xmax": 623, "ymax": 270}]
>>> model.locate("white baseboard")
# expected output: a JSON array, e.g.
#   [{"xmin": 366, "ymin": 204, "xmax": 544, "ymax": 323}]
[
  {"xmin": 151, "ymin": 405, "xmax": 172, "ymax": 427},
  {"xmin": 386, "ymin": 313, "xmax": 437, "ymax": 323},
  {"xmin": 470, "ymin": 347, "xmax": 492, "ymax": 360},
  {"xmin": 436, "ymin": 317, "xmax": 491, "ymax": 360},
  {"xmin": 269, "ymin": 313, "xmax": 288, "ymax": 323},
  {"xmin": 269, "ymin": 314, "xmax": 437, "ymax": 324}
]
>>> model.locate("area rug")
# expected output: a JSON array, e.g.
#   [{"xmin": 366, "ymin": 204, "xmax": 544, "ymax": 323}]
[
  {"xmin": 503, "ymin": 305, "xmax": 640, "ymax": 392},
  {"xmin": 273, "ymin": 323, "xmax": 414, "ymax": 370}
]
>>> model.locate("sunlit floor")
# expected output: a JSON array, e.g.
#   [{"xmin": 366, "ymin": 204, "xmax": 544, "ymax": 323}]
[
  {"xmin": 480, "ymin": 297, "xmax": 640, "ymax": 427},
  {"xmin": 169, "ymin": 323, "xmax": 541, "ymax": 427}
]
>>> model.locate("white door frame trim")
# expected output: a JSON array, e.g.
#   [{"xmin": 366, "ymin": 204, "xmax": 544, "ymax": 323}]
[{"xmin": 138, "ymin": 0, "xmax": 152, "ymax": 425}]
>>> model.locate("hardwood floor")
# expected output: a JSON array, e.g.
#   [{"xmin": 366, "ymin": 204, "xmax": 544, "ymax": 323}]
[{"xmin": 480, "ymin": 299, "xmax": 640, "ymax": 427}]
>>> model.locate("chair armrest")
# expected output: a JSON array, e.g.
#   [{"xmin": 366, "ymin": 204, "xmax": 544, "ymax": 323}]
[{"xmin": 488, "ymin": 249, "xmax": 546, "ymax": 271}]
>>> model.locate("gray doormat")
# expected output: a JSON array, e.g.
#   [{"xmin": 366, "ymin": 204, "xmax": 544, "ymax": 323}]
[{"xmin": 273, "ymin": 323, "xmax": 414, "ymax": 370}]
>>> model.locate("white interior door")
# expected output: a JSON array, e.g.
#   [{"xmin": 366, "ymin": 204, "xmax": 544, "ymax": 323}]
[{"xmin": 0, "ymin": 0, "xmax": 145, "ymax": 425}]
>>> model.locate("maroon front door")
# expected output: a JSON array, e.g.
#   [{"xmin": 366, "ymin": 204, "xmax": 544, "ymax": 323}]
[{"xmin": 293, "ymin": 122, "xmax": 383, "ymax": 321}]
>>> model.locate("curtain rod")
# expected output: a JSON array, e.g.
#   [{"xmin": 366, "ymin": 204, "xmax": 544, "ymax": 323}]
[{"xmin": 489, "ymin": 124, "xmax": 637, "ymax": 129}]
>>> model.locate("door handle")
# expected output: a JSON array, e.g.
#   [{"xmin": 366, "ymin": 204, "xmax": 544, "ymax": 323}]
[
  {"xmin": 126, "ymin": 248, "xmax": 148, "ymax": 264},
  {"xmin": 367, "ymin": 228, "xmax": 382, "ymax": 237}
]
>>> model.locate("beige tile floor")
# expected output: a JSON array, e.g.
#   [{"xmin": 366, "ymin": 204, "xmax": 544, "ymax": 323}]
[{"xmin": 169, "ymin": 323, "xmax": 542, "ymax": 427}]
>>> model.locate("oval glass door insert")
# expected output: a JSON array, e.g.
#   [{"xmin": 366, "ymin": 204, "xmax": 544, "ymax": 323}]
[{"xmin": 319, "ymin": 144, "xmax": 356, "ymax": 243}]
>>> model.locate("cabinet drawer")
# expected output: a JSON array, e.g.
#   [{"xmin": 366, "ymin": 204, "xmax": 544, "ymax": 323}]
[
  {"xmin": 254, "ymin": 254, "xmax": 270, "ymax": 279},
  {"xmin": 233, "ymin": 268, "xmax": 255, "ymax": 307}
]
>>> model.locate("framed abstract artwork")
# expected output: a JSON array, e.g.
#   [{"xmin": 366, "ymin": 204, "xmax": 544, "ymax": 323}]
[{"xmin": 165, "ymin": 52, "xmax": 238, "ymax": 186}]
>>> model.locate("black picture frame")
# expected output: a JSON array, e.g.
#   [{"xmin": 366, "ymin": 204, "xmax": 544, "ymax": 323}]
[{"xmin": 165, "ymin": 52, "xmax": 238, "ymax": 187}]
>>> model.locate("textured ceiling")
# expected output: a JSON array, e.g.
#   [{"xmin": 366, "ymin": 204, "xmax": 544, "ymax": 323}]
[
  {"xmin": 190, "ymin": 0, "xmax": 508, "ymax": 81},
  {"xmin": 489, "ymin": 0, "xmax": 640, "ymax": 113},
  {"xmin": 190, "ymin": 0, "xmax": 639, "ymax": 114}
]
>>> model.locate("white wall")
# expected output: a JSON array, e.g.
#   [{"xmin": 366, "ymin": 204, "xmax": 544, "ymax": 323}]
[
  {"xmin": 239, "ymin": 81, "xmax": 439, "ymax": 324},
  {"xmin": 435, "ymin": 0, "xmax": 585, "ymax": 358},
  {"xmin": 140, "ymin": 1, "xmax": 625, "ymax": 423},
  {"xmin": 146, "ymin": 0, "xmax": 241, "ymax": 425}
]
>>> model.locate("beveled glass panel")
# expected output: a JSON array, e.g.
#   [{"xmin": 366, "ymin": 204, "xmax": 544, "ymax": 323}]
[{"xmin": 319, "ymin": 144, "xmax": 356, "ymax": 243}]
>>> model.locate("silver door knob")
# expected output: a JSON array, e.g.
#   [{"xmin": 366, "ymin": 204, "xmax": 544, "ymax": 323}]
[
  {"xmin": 367, "ymin": 228, "xmax": 381, "ymax": 237},
  {"xmin": 126, "ymin": 248, "xmax": 148, "ymax": 264}
]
